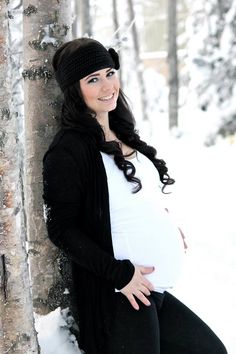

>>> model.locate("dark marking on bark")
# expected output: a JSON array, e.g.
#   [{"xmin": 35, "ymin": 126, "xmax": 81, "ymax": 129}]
[
  {"xmin": 14, "ymin": 205, "xmax": 20, "ymax": 215},
  {"xmin": 22, "ymin": 65, "xmax": 53, "ymax": 83},
  {"xmin": 28, "ymin": 22, "xmax": 69, "ymax": 52},
  {"xmin": 51, "ymin": 115, "xmax": 60, "ymax": 121},
  {"xmin": 48, "ymin": 95, "xmax": 63, "ymax": 108},
  {"xmin": 29, "ymin": 39, "xmax": 48, "ymax": 51},
  {"xmin": 0, "ymin": 168, "xmax": 3, "ymax": 206},
  {"xmin": 21, "ymin": 333, "xmax": 31, "ymax": 342},
  {"xmin": 0, "ymin": 222, "xmax": 4, "ymax": 235},
  {"xmin": 7, "ymin": 11, "xmax": 14, "ymax": 19},
  {"xmin": 0, "ymin": 255, "xmax": 8, "ymax": 301},
  {"xmin": 51, "ymin": 23, "xmax": 70, "ymax": 38},
  {"xmin": 0, "ymin": 130, "xmax": 7, "ymax": 149},
  {"xmin": 48, "ymin": 99, "xmax": 62, "ymax": 122},
  {"xmin": 0, "ymin": 108, "xmax": 11, "ymax": 120},
  {"xmin": 29, "ymin": 38, "xmax": 62, "ymax": 51},
  {"xmin": 48, "ymin": 97, "xmax": 63, "ymax": 122},
  {"xmin": 23, "ymin": 5, "xmax": 38, "ymax": 16},
  {"xmin": 29, "ymin": 27, "xmax": 61, "ymax": 51},
  {"xmin": 0, "ymin": 185, "xmax": 3, "ymax": 208},
  {"xmin": 28, "ymin": 248, "xmax": 41, "ymax": 256},
  {"xmin": 48, "ymin": 100, "xmax": 59, "ymax": 108}
]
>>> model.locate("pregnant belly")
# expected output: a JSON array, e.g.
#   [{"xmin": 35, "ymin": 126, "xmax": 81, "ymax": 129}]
[{"xmin": 112, "ymin": 209, "xmax": 186, "ymax": 291}]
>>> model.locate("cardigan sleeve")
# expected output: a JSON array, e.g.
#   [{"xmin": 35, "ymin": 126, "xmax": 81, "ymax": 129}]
[{"xmin": 42, "ymin": 147, "xmax": 134, "ymax": 290}]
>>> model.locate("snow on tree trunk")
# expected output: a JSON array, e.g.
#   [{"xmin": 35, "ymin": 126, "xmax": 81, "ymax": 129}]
[
  {"xmin": 0, "ymin": 1, "xmax": 39, "ymax": 353},
  {"xmin": 168, "ymin": 0, "xmax": 179, "ymax": 129},
  {"xmin": 22, "ymin": 0, "xmax": 72, "ymax": 315}
]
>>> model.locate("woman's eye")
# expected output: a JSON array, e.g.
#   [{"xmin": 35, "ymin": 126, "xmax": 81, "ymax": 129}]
[
  {"xmin": 88, "ymin": 77, "xmax": 98, "ymax": 84},
  {"xmin": 107, "ymin": 70, "xmax": 115, "ymax": 77}
]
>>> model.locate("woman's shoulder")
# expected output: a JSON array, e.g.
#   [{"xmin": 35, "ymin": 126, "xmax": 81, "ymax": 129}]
[
  {"xmin": 48, "ymin": 128, "xmax": 84, "ymax": 149},
  {"xmin": 44, "ymin": 128, "xmax": 92, "ymax": 160}
]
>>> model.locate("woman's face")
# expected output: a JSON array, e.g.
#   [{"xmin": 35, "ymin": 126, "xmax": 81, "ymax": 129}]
[{"xmin": 80, "ymin": 67, "xmax": 120, "ymax": 118}]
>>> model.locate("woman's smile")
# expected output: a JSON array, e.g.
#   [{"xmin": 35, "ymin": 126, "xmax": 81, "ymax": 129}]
[{"xmin": 98, "ymin": 93, "xmax": 115, "ymax": 101}]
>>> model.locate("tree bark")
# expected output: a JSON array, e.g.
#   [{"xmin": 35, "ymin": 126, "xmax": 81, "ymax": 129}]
[
  {"xmin": 168, "ymin": 0, "xmax": 179, "ymax": 129},
  {"xmin": 0, "ymin": 1, "xmax": 39, "ymax": 352},
  {"xmin": 127, "ymin": 0, "xmax": 149, "ymax": 121},
  {"xmin": 23, "ymin": 0, "xmax": 72, "ymax": 315}
]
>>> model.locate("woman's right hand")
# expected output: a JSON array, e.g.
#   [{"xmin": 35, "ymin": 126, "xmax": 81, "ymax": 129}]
[{"xmin": 120, "ymin": 265, "xmax": 155, "ymax": 310}]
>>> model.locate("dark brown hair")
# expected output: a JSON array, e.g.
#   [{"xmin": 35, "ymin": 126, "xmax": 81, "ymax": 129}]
[{"xmin": 52, "ymin": 38, "xmax": 174, "ymax": 192}]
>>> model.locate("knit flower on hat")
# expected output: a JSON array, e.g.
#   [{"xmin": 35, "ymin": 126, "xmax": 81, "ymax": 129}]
[{"xmin": 108, "ymin": 48, "xmax": 120, "ymax": 70}]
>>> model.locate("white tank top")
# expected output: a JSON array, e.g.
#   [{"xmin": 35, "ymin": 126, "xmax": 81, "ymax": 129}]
[{"xmin": 100, "ymin": 151, "xmax": 185, "ymax": 292}]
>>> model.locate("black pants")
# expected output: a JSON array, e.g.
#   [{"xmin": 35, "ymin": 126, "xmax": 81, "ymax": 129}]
[{"xmin": 104, "ymin": 291, "xmax": 227, "ymax": 354}]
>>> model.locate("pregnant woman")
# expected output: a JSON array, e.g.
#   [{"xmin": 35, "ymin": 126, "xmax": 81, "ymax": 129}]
[{"xmin": 43, "ymin": 37, "xmax": 227, "ymax": 354}]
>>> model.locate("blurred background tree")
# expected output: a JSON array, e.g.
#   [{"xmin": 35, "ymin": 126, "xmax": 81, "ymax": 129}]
[{"xmin": 186, "ymin": 0, "xmax": 236, "ymax": 144}]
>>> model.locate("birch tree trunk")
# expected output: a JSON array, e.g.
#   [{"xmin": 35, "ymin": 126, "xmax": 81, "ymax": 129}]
[
  {"xmin": 72, "ymin": 0, "xmax": 80, "ymax": 38},
  {"xmin": 112, "ymin": 0, "xmax": 124, "ymax": 87},
  {"xmin": 79, "ymin": 0, "xmax": 92, "ymax": 37},
  {"xmin": 127, "ymin": 0, "xmax": 149, "ymax": 122},
  {"xmin": 168, "ymin": 0, "xmax": 179, "ymax": 129},
  {"xmin": 23, "ymin": 0, "xmax": 72, "ymax": 315},
  {"xmin": 0, "ymin": 1, "xmax": 39, "ymax": 352}
]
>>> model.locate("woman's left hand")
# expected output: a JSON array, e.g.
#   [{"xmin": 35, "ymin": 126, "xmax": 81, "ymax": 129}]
[{"xmin": 120, "ymin": 265, "xmax": 155, "ymax": 310}]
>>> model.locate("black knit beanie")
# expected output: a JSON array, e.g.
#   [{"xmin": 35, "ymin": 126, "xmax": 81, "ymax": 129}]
[{"xmin": 54, "ymin": 39, "xmax": 120, "ymax": 92}]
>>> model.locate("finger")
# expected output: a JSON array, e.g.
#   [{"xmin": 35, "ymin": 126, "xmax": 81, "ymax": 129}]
[
  {"xmin": 140, "ymin": 266, "xmax": 155, "ymax": 275},
  {"xmin": 134, "ymin": 291, "xmax": 151, "ymax": 307},
  {"xmin": 142, "ymin": 279, "xmax": 155, "ymax": 291},
  {"xmin": 128, "ymin": 295, "xmax": 139, "ymax": 311},
  {"xmin": 139, "ymin": 285, "xmax": 151, "ymax": 296}
]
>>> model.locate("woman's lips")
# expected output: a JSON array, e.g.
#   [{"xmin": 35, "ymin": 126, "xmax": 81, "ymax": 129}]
[{"xmin": 98, "ymin": 93, "xmax": 115, "ymax": 101}]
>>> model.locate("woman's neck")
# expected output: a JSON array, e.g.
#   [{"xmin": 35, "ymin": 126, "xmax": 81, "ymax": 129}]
[
  {"xmin": 96, "ymin": 114, "xmax": 110, "ymax": 137},
  {"xmin": 96, "ymin": 113, "xmax": 117, "ymax": 142},
  {"xmin": 97, "ymin": 113, "xmax": 136, "ymax": 158}
]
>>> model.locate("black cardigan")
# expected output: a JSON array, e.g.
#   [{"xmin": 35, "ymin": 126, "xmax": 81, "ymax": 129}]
[{"xmin": 42, "ymin": 128, "xmax": 135, "ymax": 354}]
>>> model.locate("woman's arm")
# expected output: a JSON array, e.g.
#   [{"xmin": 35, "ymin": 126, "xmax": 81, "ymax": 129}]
[{"xmin": 43, "ymin": 147, "xmax": 134, "ymax": 290}]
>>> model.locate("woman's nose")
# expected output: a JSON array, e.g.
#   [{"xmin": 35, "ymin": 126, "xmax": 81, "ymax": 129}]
[{"xmin": 101, "ymin": 78, "xmax": 112, "ymax": 91}]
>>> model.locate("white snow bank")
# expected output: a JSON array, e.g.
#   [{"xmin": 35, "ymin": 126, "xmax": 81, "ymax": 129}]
[{"xmin": 35, "ymin": 308, "xmax": 82, "ymax": 354}]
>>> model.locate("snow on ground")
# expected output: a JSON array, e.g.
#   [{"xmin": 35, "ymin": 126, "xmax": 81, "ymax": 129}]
[
  {"xmin": 36, "ymin": 120, "xmax": 236, "ymax": 353},
  {"xmin": 164, "ymin": 136, "xmax": 236, "ymax": 354},
  {"xmin": 35, "ymin": 308, "xmax": 82, "ymax": 354}
]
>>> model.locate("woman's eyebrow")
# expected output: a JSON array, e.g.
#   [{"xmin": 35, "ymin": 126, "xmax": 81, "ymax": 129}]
[
  {"xmin": 85, "ymin": 72, "xmax": 100, "ymax": 80},
  {"xmin": 85, "ymin": 68, "xmax": 112, "ymax": 81}
]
